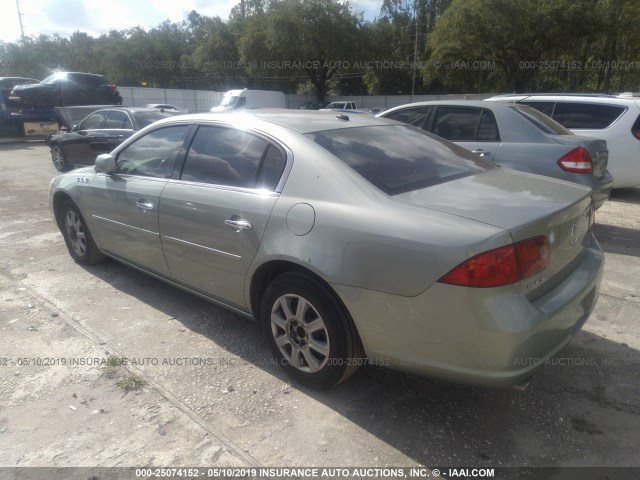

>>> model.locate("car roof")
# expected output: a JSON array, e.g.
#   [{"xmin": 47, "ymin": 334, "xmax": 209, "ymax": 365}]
[
  {"xmin": 378, "ymin": 100, "xmax": 517, "ymax": 115},
  {"xmin": 486, "ymin": 94, "xmax": 639, "ymax": 105},
  {"xmin": 152, "ymin": 109, "xmax": 393, "ymax": 134}
]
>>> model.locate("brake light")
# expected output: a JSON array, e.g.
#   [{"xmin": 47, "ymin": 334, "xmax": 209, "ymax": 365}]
[
  {"xmin": 439, "ymin": 236, "xmax": 551, "ymax": 288},
  {"xmin": 558, "ymin": 147, "xmax": 593, "ymax": 173},
  {"xmin": 632, "ymin": 115, "xmax": 640, "ymax": 140}
]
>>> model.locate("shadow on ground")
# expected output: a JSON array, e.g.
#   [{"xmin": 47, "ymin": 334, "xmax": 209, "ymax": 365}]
[{"xmin": 81, "ymin": 259, "xmax": 640, "ymax": 467}]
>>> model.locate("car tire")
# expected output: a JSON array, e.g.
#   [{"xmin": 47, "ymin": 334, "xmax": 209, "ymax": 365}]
[
  {"xmin": 59, "ymin": 200, "xmax": 106, "ymax": 265},
  {"xmin": 51, "ymin": 145, "xmax": 69, "ymax": 172},
  {"xmin": 260, "ymin": 271, "xmax": 364, "ymax": 389}
]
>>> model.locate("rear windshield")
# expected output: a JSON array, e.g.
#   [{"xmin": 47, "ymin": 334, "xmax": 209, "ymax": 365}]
[
  {"xmin": 510, "ymin": 104, "xmax": 571, "ymax": 135},
  {"xmin": 307, "ymin": 125, "xmax": 494, "ymax": 195}
]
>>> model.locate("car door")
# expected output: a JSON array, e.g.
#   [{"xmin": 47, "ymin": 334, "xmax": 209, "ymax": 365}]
[
  {"xmin": 427, "ymin": 106, "xmax": 501, "ymax": 161},
  {"xmin": 60, "ymin": 111, "xmax": 109, "ymax": 165},
  {"xmin": 101, "ymin": 110, "xmax": 135, "ymax": 152},
  {"xmin": 87, "ymin": 124, "xmax": 191, "ymax": 276},
  {"xmin": 159, "ymin": 125, "xmax": 287, "ymax": 309}
]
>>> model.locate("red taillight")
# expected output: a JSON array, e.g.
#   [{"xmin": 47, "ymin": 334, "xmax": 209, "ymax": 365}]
[
  {"xmin": 439, "ymin": 236, "xmax": 551, "ymax": 288},
  {"xmin": 633, "ymin": 130, "xmax": 640, "ymax": 140},
  {"xmin": 557, "ymin": 147, "xmax": 593, "ymax": 173}
]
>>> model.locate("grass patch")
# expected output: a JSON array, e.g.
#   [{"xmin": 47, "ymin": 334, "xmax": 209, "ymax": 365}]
[{"xmin": 116, "ymin": 374, "xmax": 145, "ymax": 392}]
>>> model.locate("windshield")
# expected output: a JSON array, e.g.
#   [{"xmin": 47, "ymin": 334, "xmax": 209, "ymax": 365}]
[
  {"xmin": 218, "ymin": 94, "xmax": 239, "ymax": 108},
  {"xmin": 41, "ymin": 72, "xmax": 67, "ymax": 84},
  {"xmin": 307, "ymin": 125, "xmax": 494, "ymax": 195},
  {"xmin": 510, "ymin": 104, "xmax": 571, "ymax": 135}
]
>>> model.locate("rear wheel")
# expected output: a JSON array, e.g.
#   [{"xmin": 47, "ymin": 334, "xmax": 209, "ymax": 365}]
[
  {"xmin": 59, "ymin": 200, "xmax": 105, "ymax": 265},
  {"xmin": 51, "ymin": 145, "xmax": 69, "ymax": 171},
  {"xmin": 260, "ymin": 271, "xmax": 363, "ymax": 388}
]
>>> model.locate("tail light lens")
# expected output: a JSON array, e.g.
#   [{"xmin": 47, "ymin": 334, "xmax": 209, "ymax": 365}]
[
  {"xmin": 632, "ymin": 115, "xmax": 640, "ymax": 140},
  {"xmin": 439, "ymin": 236, "xmax": 551, "ymax": 288},
  {"xmin": 558, "ymin": 147, "xmax": 593, "ymax": 173}
]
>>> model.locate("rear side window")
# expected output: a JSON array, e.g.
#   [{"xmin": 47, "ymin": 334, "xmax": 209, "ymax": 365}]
[
  {"xmin": 430, "ymin": 107, "xmax": 499, "ymax": 142},
  {"xmin": 384, "ymin": 107, "xmax": 430, "ymax": 128},
  {"xmin": 307, "ymin": 125, "xmax": 493, "ymax": 195},
  {"xmin": 552, "ymin": 102, "xmax": 626, "ymax": 129},
  {"xmin": 104, "ymin": 111, "xmax": 130, "ymax": 129},
  {"xmin": 180, "ymin": 126, "xmax": 269, "ymax": 188}
]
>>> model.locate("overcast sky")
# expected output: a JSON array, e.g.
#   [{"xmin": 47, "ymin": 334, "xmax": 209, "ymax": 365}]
[{"xmin": 2, "ymin": 0, "xmax": 381, "ymax": 43}]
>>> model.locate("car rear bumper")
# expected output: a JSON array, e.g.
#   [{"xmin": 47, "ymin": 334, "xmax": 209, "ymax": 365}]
[
  {"xmin": 333, "ymin": 233, "xmax": 604, "ymax": 387},
  {"xmin": 592, "ymin": 170, "xmax": 613, "ymax": 209}
]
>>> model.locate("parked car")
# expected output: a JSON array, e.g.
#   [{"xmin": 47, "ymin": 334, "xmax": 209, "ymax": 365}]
[
  {"xmin": 145, "ymin": 104, "xmax": 185, "ymax": 112},
  {"xmin": 50, "ymin": 110, "xmax": 603, "ymax": 389},
  {"xmin": 10, "ymin": 72, "xmax": 122, "ymax": 109},
  {"xmin": 47, "ymin": 107, "xmax": 180, "ymax": 171},
  {"xmin": 485, "ymin": 93, "xmax": 640, "ymax": 188},
  {"xmin": 211, "ymin": 89, "xmax": 286, "ymax": 111},
  {"xmin": 322, "ymin": 101, "xmax": 357, "ymax": 110},
  {"xmin": 297, "ymin": 101, "xmax": 329, "ymax": 110},
  {"xmin": 378, "ymin": 101, "xmax": 613, "ymax": 209}
]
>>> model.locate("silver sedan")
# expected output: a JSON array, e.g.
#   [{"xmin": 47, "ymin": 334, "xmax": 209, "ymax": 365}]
[
  {"xmin": 50, "ymin": 111, "xmax": 604, "ymax": 389},
  {"xmin": 378, "ymin": 101, "xmax": 613, "ymax": 209}
]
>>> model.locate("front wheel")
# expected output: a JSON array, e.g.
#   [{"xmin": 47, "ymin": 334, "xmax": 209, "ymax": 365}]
[
  {"xmin": 51, "ymin": 145, "xmax": 69, "ymax": 171},
  {"xmin": 59, "ymin": 200, "xmax": 105, "ymax": 265},
  {"xmin": 260, "ymin": 272, "xmax": 363, "ymax": 388}
]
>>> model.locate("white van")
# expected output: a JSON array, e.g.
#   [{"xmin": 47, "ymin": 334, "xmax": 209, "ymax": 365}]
[{"xmin": 211, "ymin": 89, "xmax": 286, "ymax": 112}]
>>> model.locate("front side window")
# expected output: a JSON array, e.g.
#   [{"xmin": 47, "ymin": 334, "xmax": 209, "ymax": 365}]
[
  {"xmin": 180, "ymin": 126, "xmax": 271, "ymax": 188},
  {"xmin": 116, "ymin": 125, "xmax": 189, "ymax": 178},
  {"xmin": 308, "ymin": 125, "xmax": 493, "ymax": 195},
  {"xmin": 79, "ymin": 111, "xmax": 108, "ymax": 130}
]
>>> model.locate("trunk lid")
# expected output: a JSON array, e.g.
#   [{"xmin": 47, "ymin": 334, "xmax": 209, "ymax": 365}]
[
  {"xmin": 395, "ymin": 169, "xmax": 593, "ymax": 297},
  {"xmin": 552, "ymin": 134, "xmax": 608, "ymax": 178}
]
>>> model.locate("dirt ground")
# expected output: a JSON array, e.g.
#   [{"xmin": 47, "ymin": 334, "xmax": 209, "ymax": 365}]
[{"xmin": 0, "ymin": 141, "xmax": 639, "ymax": 475}]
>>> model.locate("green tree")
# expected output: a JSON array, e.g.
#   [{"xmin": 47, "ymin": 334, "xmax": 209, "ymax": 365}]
[{"xmin": 238, "ymin": 0, "xmax": 363, "ymax": 100}]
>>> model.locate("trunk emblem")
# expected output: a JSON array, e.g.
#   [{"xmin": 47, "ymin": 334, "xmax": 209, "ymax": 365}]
[{"xmin": 570, "ymin": 224, "xmax": 579, "ymax": 246}]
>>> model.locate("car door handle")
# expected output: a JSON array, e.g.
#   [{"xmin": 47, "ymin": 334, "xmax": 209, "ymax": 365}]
[
  {"xmin": 225, "ymin": 217, "xmax": 252, "ymax": 231},
  {"xmin": 135, "ymin": 201, "xmax": 154, "ymax": 211},
  {"xmin": 472, "ymin": 149, "xmax": 491, "ymax": 156}
]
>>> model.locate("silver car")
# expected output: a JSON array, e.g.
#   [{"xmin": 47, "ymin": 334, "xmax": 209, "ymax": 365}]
[
  {"xmin": 378, "ymin": 101, "xmax": 613, "ymax": 209},
  {"xmin": 50, "ymin": 111, "xmax": 604, "ymax": 389}
]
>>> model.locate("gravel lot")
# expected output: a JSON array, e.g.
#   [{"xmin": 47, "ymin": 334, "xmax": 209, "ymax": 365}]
[{"xmin": 0, "ymin": 141, "xmax": 639, "ymax": 473}]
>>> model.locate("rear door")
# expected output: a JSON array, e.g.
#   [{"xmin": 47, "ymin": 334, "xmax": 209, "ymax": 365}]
[
  {"xmin": 426, "ymin": 106, "xmax": 501, "ymax": 161},
  {"xmin": 87, "ymin": 124, "xmax": 191, "ymax": 276},
  {"xmin": 159, "ymin": 124, "xmax": 288, "ymax": 309}
]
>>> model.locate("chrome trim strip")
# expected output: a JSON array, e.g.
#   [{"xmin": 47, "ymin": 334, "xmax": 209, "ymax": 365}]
[
  {"xmin": 92, "ymin": 215, "xmax": 159, "ymax": 237},
  {"xmin": 162, "ymin": 235, "xmax": 241, "ymax": 261}
]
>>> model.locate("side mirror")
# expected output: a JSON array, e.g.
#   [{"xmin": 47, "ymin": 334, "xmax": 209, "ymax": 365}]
[
  {"xmin": 71, "ymin": 124, "xmax": 79, "ymax": 132},
  {"xmin": 95, "ymin": 154, "xmax": 117, "ymax": 174}
]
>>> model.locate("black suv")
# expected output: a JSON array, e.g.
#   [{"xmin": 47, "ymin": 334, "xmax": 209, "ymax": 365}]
[{"xmin": 10, "ymin": 72, "xmax": 122, "ymax": 109}]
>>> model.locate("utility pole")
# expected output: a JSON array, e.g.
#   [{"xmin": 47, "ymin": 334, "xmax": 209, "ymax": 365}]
[
  {"xmin": 15, "ymin": 0, "xmax": 25, "ymax": 41},
  {"xmin": 411, "ymin": 0, "xmax": 419, "ymax": 96}
]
